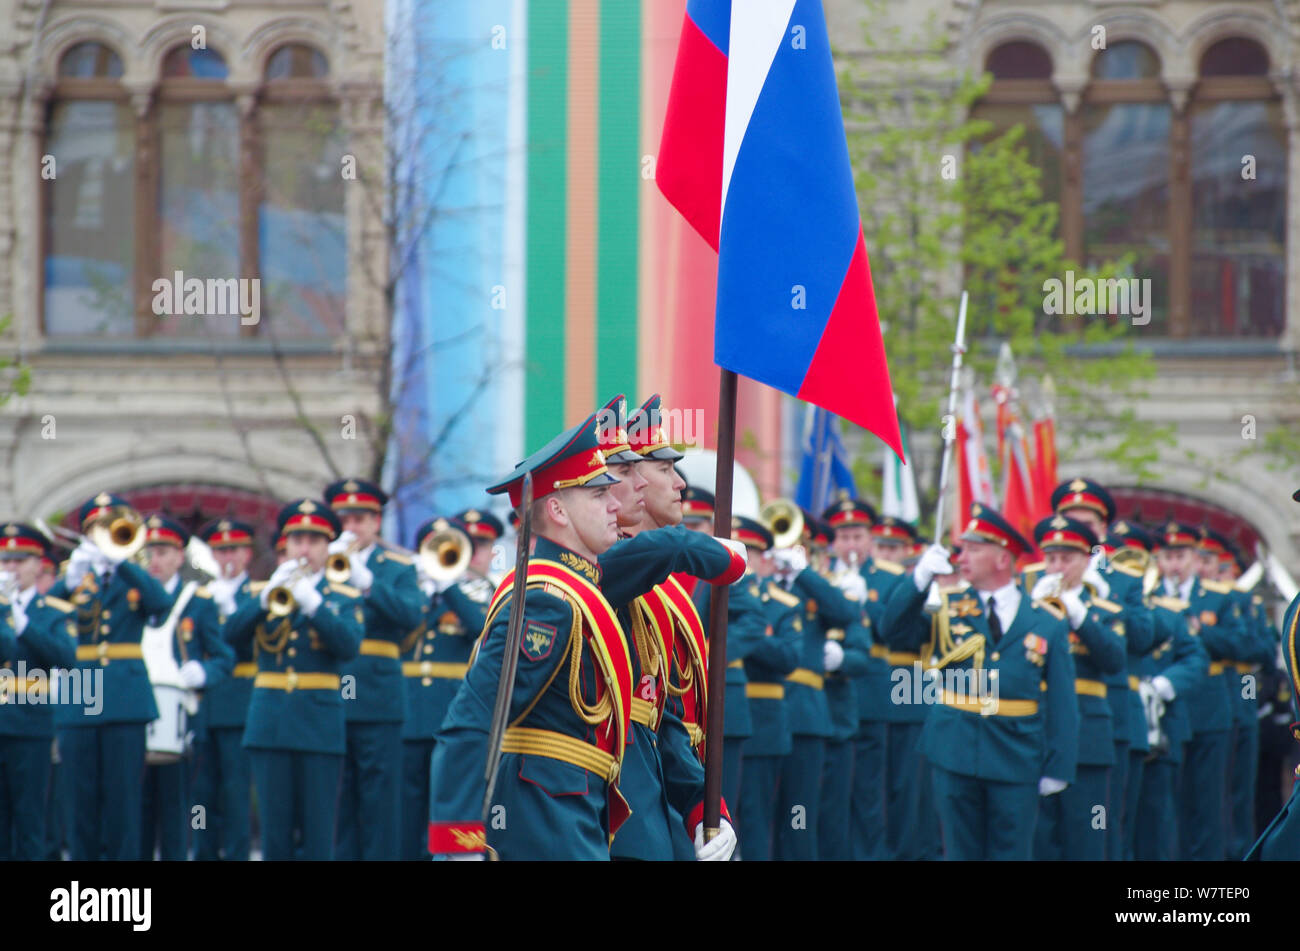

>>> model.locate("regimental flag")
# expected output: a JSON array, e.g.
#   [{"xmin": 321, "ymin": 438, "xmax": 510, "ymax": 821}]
[
  {"xmin": 881, "ymin": 395, "xmax": 919, "ymax": 525},
  {"xmin": 993, "ymin": 381, "xmax": 1047, "ymax": 554},
  {"xmin": 657, "ymin": 0, "xmax": 902, "ymax": 458},
  {"xmin": 953, "ymin": 380, "xmax": 995, "ymax": 546},
  {"xmin": 795, "ymin": 404, "xmax": 857, "ymax": 516},
  {"xmin": 1030, "ymin": 416, "xmax": 1058, "ymax": 516}
]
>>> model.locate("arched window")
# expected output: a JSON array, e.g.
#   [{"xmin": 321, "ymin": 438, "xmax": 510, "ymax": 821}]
[
  {"xmin": 43, "ymin": 42, "xmax": 136, "ymax": 335},
  {"xmin": 258, "ymin": 44, "xmax": 345, "ymax": 338},
  {"xmin": 155, "ymin": 45, "xmax": 241, "ymax": 339},
  {"xmin": 1081, "ymin": 42, "xmax": 1170, "ymax": 329},
  {"xmin": 41, "ymin": 38, "xmax": 344, "ymax": 342},
  {"xmin": 973, "ymin": 41, "xmax": 1063, "ymax": 209},
  {"xmin": 1189, "ymin": 37, "xmax": 1282, "ymax": 337}
]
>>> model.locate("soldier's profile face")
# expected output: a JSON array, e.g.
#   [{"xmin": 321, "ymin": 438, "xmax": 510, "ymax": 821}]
[
  {"xmin": 606, "ymin": 461, "xmax": 647, "ymax": 529},
  {"xmin": 640, "ymin": 460, "xmax": 684, "ymax": 529},
  {"xmin": 1195, "ymin": 551, "xmax": 1220, "ymax": 580},
  {"xmin": 470, "ymin": 539, "xmax": 495, "ymax": 573},
  {"xmin": 561, "ymin": 485, "xmax": 621, "ymax": 557}
]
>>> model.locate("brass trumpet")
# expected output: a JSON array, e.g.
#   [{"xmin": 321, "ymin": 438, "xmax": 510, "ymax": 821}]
[
  {"xmin": 267, "ymin": 557, "xmax": 315, "ymax": 618},
  {"xmin": 760, "ymin": 498, "xmax": 804, "ymax": 551},
  {"xmin": 418, "ymin": 521, "xmax": 472, "ymax": 582},
  {"xmin": 325, "ymin": 538, "xmax": 362, "ymax": 585},
  {"xmin": 86, "ymin": 506, "xmax": 146, "ymax": 562}
]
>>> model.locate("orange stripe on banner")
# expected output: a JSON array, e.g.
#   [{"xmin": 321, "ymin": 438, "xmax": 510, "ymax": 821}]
[{"xmin": 566, "ymin": 0, "xmax": 599, "ymax": 421}]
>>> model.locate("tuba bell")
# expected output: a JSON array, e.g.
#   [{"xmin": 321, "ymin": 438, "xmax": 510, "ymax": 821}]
[
  {"xmin": 760, "ymin": 498, "xmax": 804, "ymax": 550},
  {"xmin": 418, "ymin": 522, "xmax": 472, "ymax": 583}
]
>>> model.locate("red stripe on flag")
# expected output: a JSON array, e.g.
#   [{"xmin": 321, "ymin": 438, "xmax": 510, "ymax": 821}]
[
  {"xmin": 656, "ymin": 13, "xmax": 727, "ymax": 251},
  {"xmin": 796, "ymin": 231, "xmax": 903, "ymax": 458}
]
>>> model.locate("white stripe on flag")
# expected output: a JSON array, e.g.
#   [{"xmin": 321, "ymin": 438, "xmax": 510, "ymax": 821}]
[{"xmin": 721, "ymin": 0, "xmax": 798, "ymax": 216}]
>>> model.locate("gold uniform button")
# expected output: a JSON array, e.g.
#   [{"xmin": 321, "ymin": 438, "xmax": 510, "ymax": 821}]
[
  {"xmin": 290, "ymin": 632, "xmax": 299, "ymax": 641},
  {"xmin": 421, "ymin": 678, "xmax": 433, "ymax": 686},
  {"xmin": 424, "ymin": 645, "xmax": 434, "ymax": 655},
  {"xmin": 991, "ymin": 652, "xmax": 1000, "ymax": 661},
  {"xmin": 100, "ymin": 625, "xmax": 110, "ymax": 635},
  {"xmin": 101, "ymin": 611, "xmax": 111, "ymax": 619},
  {"xmin": 288, "ymin": 648, "xmax": 297, "ymax": 657}
]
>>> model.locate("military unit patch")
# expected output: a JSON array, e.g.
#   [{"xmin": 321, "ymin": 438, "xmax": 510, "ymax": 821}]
[{"xmin": 522, "ymin": 620, "xmax": 557, "ymax": 661}]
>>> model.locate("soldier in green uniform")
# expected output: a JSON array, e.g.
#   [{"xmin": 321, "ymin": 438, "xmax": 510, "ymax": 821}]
[
  {"xmin": 223, "ymin": 499, "xmax": 365, "ymax": 860},
  {"xmin": 0, "ymin": 524, "xmax": 74, "ymax": 860},
  {"xmin": 1245, "ymin": 487, "xmax": 1300, "ymax": 860},
  {"xmin": 192, "ymin": 518, "xmax": 259, "ymax": 861},
  {"xmin": 1199, "ymin": 532, "xmax": 1276, "ymax": 859},
  {"xmin": 1134, "ymin": 580, "xmax": 1209, "ymax": 860},
  {"xmin": 1147, "ymin": 521, "xmax": 1246, "ymax": 860},
  {"xmin": 325, "ymin": 478, "xmax": 425, "ymax": 861},
  {"xmin": 735, "ymin": 515, "xmax": 803, "ymax": 861},
  {"xmin": 50, "ymin": 492, "xmax": 175, "ymax": 861},
  {"xmin": 897, "ymin": 504, "xmax": 1080, "ymax": 860},
  {"xmin": 138, "ymin": 515, "xmax": 233, "ymax": 860},
  {"xmin": 1027, "ymin": 515, "xmax": 1126, "ymax": 861},
  {"xmin": 426, "ymin": 410, "xmax": 747, "ymax": 859},
  {"xmin": 399, "ymin": 513, "xmax": 493, "ymax": 860}
]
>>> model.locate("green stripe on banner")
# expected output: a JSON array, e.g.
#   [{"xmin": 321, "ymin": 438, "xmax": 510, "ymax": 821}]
[
  {"xmin": 595, "ymin": 0, "xmax": 640, "ymax": 405},
  {"xmin": 526, "ymin": 0, "xmax": 569, "ymax": 450}
]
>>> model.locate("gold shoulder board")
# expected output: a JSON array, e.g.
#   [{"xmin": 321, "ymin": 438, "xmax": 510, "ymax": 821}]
[
  {"xmin": 331, "ymin": 582, "xmax": 363, "ymax": 598},
  {"xmin": 1151, "ymin": 595, "xmax": 1189, "ymax": 613},
  {"xmin": 1201, "ymin": 579, "xmax": 1232, "ymax": 595},
  {"xmin": 249, "ymin": 581, "xmax": 269, "ymax": 594},
  {"xmin": 194, "ymin": 587, "xmax": 213, "ymax": 599},
  {"xmin": 1109, "ymin": 561, "xmax": 1144, "ymax": 578},
  {"xmin": 937, "ymin": 581, "xmax": 970, "ymax": 596},
  {"xmin": 1091, "ymin": 597, "xmax": 1121, "ymax": 613},
  {"xmin": 381, "ymin": 546, "xmax": 414, "ymax": 565},
  {"xmin": 1021, "ymin": 561, "xmax": 1045, "ymax": 575},
  {"xmin": 42, "ymin": 595, "xmax": 75, "ymax": 613},
  {"xmin": 1035, "ymin": 600, "xmax": 1066, "ymax": 620},
  {"xmin": 767, "ymin": 585, "xmax": 801, "ymax": 608},
  {"xmin": 873, "ymin": 560, "xmax": 904, "ymax": 575}
]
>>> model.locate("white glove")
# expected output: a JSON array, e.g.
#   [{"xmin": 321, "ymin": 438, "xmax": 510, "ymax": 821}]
[
  {"xmin": 347, "ymin": 555, "xmax": 374, "ymax": 592},
  {"xmin": 179, "ymin": 659, "xmax": 207, "ymax": 689},
  {"xmin": 209, "ymin": 578, "xmax": 239, "ymax": 617},
  {"xmin": 291, "ymin": 575, "xmax": 323, "ymax": 616},
  {"xmin": 1059, "ymin": 589, "xmax": 1088, "ymax": 630},
  {"xmin": 913, "ymin": 544, "xmax": 953, "ymax": 591},
  {"xmin": 1030, "ymin": 573, "xmax": 1063, "ymax": 603},
  {"xmin": 823, "ymin": 639, "xmax": 845, "ymax": 672},
  {"xmin": 772, "ymin": 546, "xmax": 808, "ymax": 575},
  {"xmin": 716, "ymin": 537, "xmax": 748, "ymax": 563},
  {"xmin": 445, "ymin": 852, "xmax": 485, "ymax": 861},
  {"xmin": 1038, "ymin": 777, "xmax": 1068, "ymax": 796},
  {"xmin": 328, "ymin": 530, "xmax": 357, "ymax": 555},
  {"xmin": 835, "ymin": 570, "xmax": 868, "ymax": 603},
  {"xmin": 1082, "ymin": 564, "xmax": 1110, "ymax": 599},
  {"xmin": 259, "ymin": 560, "xmax": 300, "ymax": 608},
  {"xmin": 1151, "ymin": 674, "xmax": 1176, "ymax": 702},
  {"xmin": 9, "ymin": 597, "xmax": 27, "ymax": 637},
  {"xmin": 418, "ymin": 575, "xmax": 437, "ymax": 599},
  {"xmin": 693, "ymin": 817, "xmax": 736, "ymax": 861}
]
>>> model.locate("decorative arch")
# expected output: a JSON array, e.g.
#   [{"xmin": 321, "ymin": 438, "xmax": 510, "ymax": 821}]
[
  {"xmin": 242, "ymin": 17, "xmax": 341, "ymax": 79},
  {"xmin": 138, "ymin": 17, "xmax": 244, "ymax": 83},
  {"xmin": 37, "ymin": 17, "xmax": 135, "ymax": 80},
  {"xmin": 964, "ymin": 13, "xmax": 1067, "ymax": 79},
  {"xmin": 1181, "ymin": 8, "xmax": 1287, "ymax": 77}
]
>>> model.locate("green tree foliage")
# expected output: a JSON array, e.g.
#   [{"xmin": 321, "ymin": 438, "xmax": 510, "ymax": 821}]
[{"xmin": 835, "ymin": 3, "xmax": 1171, "ymax": 513}]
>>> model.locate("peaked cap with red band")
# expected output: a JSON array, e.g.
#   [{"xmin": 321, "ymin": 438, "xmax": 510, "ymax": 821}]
[
  {"xmin": 277, "ymin": 498, "xmax": 342, "ymax": 541},
  {"xmin": 143, "ymin": 514, "xmax": 190, "ymax": 549},
  {"xmin": 0, "ymin": 522, "xmax": 50, "ymax": 559},
  {"xmin": 822, "ymin": 495, "xmax": 877, "ymax": 531},
  {"xmin": 325, "ymin": 477, "xmax": 388, "ymax": 514},
  {"xmin": 681, "ymin": 486, "xmax": 716, "ymax": 521},
  {"xmin": 596, "ymin": 394, "xmax": 642, "ymax": 464},
  {"xmin": 627, "ymin": 394, "xmax": 684, "ymax": 461},
  {"xmin": 1157, "ymin": 520, "xmax": 1199, "ymax": 550},
  {"xmin": 1033, "ymin": 514, "xmax": 1098, "ymax": 554},
  {"xmin": 487, "ymin": 411, "xmax": 619, "ymax": 509},
  {"xmin": 959, "ymin": 503, "xmax": 1033, "ymax": 558},
  {"xmin": 454, "ymin": 508, "xmax": 504, "ymax": 542},
  {"xmin": 731, "ymin": 515, "xmax": 773, "ymax": 552},
  {"xmin": 77, "ymin": 491, "xmax": 131, "ymax": 529},
  {"xmin": 1051, "ymin": 477, "xmax": 1116, "ymax": 523},
  {"xmin": 199, "ymin": 517, "xmax": 255, "ymax": 549}
]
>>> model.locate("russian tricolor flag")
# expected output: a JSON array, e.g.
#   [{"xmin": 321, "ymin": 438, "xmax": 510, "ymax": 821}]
[{"xmin": 657, "ymin": 0, "xmax": 902, "ymax": 458}]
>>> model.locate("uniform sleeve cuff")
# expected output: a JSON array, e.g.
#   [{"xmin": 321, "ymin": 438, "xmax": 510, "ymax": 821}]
[
  {"xmin": 684, "ymin": 798, "xmax": 732, "ymax": 837},
  {"xmin": 708, "ymin": 549, "xmax": 747, "ymax": 587},
  {"xmin": 428, "ymin": 821, "xmax": 487, "ymax": 854}
]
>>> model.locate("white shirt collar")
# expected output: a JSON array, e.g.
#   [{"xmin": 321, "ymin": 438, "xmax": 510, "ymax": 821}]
[
  {"xmin": 978, "ymin": 580, "xmax": 1021, "ymax": 631},
  {"xmin": 164, "ymin": 574, "xmax": 181, "ymax": 596},
  {"xmin": 357, "ymin": 543, "xmax": 376, "ymax": 565},
  {"xmin": 16, "ymin": 585, "xmax": 36, "ymax": 611}
]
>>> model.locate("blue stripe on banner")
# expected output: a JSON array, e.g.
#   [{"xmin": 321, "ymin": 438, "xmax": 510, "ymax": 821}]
[
  {"xmin": 687, "ymin": 0, "xmax": 731, "ymax": 55},
  {"xmin": 715, "ymin": 0, "xmax": 860, "ymax": 395}
]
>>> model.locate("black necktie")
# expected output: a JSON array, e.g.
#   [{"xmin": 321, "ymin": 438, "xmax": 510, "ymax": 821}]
[{"xmin": 987, "ymin": 595, "xmax": 1003, "ymax": 643}]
